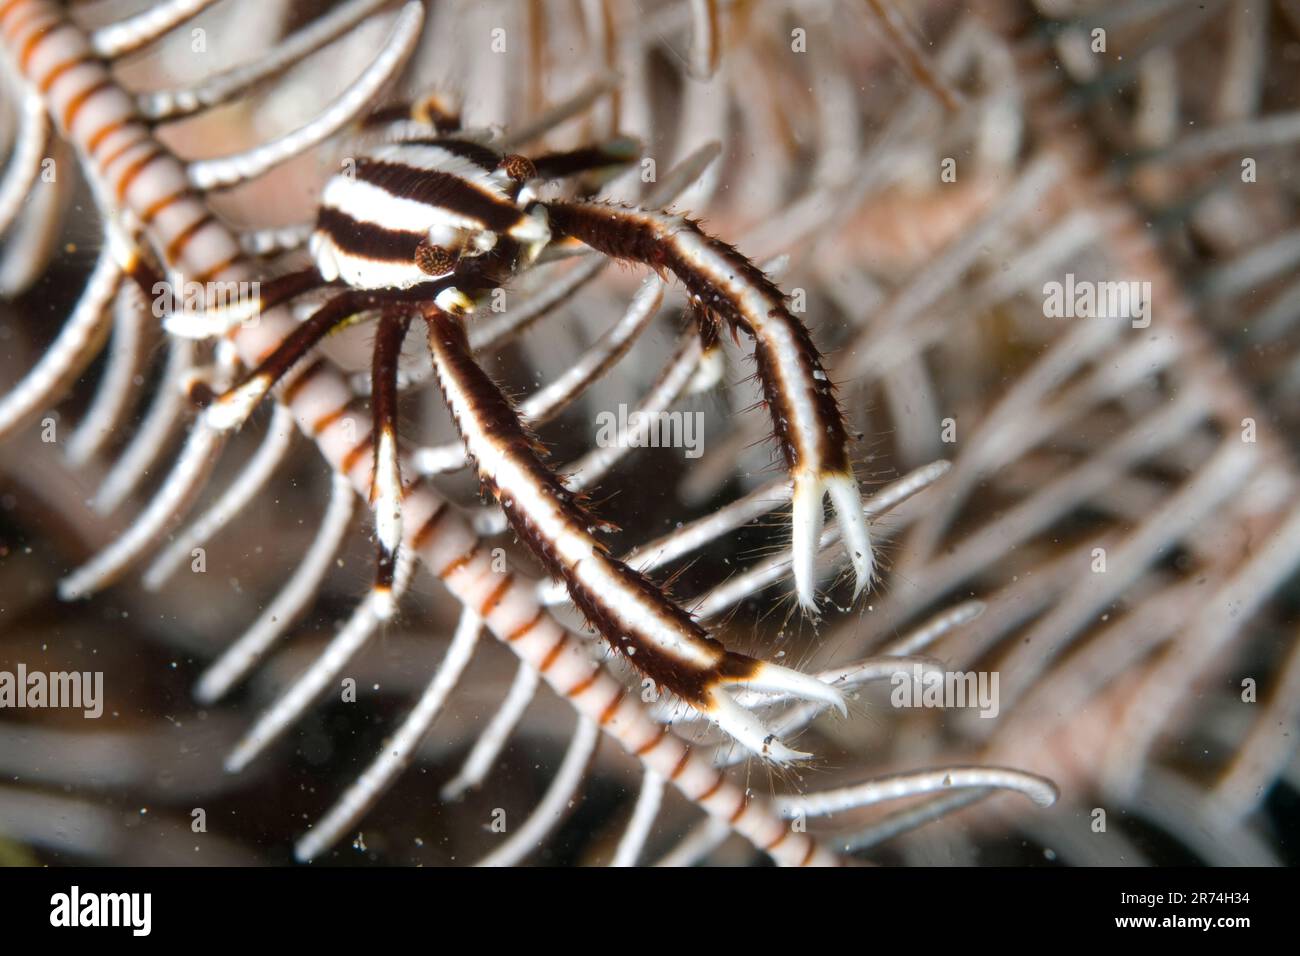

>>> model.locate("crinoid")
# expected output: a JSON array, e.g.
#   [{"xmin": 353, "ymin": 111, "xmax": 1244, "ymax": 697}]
[{"xmin": 0, "ymin": 0, "xmax": 1061, "ymax": 865}]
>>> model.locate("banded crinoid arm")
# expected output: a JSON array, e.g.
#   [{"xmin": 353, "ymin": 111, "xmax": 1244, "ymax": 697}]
[
  {"xmin": 544, "ymin": 201, "xmax": 872, "ymax": 613},
  {"xmin": 425, "ymin": 308, "xmax": 844, "ymax": 762}
]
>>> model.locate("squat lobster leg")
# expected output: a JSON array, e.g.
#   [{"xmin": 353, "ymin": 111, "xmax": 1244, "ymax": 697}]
[
  {"xmin": 544, "ymin": 201, "xmax": 874, "ymax": 612},
  {"xmin": 203, "ymin": 290, "xmax": 371, "ymax": 431},
  {"xmin": 425, "ymin": 307, "xmax": 844, "ymax": 762},
  {"xmin": 370, "ymin": 310, "xmax": 412, "ymax": 618}
]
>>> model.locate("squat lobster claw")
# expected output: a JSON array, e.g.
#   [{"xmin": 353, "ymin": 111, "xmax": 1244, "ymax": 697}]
[{"xmin": 542, "ymin": 201, "xmax": 876, "ymax": 612}]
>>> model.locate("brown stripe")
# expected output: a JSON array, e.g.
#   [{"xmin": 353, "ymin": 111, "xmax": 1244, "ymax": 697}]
[
  {"xmin": 115, "ymin": 147, "xmax": 166, "ymax": 201},
  {"xmin": 438, "ymin": 541, "xmax": 481, "ymax": 579},
  {"xmin": 530, "ymin": 145, "xmax": 629, "ymax": 181},
  {"xmin": 3, "ymin": 3, "xmax": 47, "ymax": 38},
  {"xmin": 87, "ymin": 116, "xmax": 134, "ymax": 156},
  {"xmin": 598, "ymin": 689, "xmax": 623, "ymax": 725},
  {"xmin": 478, "ymin": 573, "xmax": 514, "ymax": 617},
  {"xmin": 310, "ymin": 404, "xmax": 348, "ymax": 436},
  {"xmin": 38, "ymin": 54, "xmax": 92, "ymax": 95},
  {"xmin": 165, "ymin": 213, "xmax": 215, "ymax": 262},
  {"xmin": 316, "ymin": 206, "xmax": 422, "ymax": 263},
  {"xmin": 356, "ymin": 159, "xmax": 524, "ymax": 233},
  {"xmin": 697, "ymin": 772, "xmax": 725, "ymax": 802},
  {"xmin": 728, "ymin": 794, "xmax": 749, "ymax": 824},
  {"xmin": 361, "ymin": 103, "xmax": 414, "ymax": 128},
  {"xmin": 764, "ymin": 829, "xmax": 790, "ymax": 852},
  {"xmin": 504, "ymin": 608, "xmax": 544, "ymax": 642},
  {"xmin": 191, "ymin": 252, "xmax": 243, "ymax": 286},
  {"xmin": 254, "ymin": 339, "xmax": 283, "ymax": 366},
  {"xmin": 280, "ymin": 358, "xmax": 325, "ymax": 405},
  {"xmin": 798, "ymin": 841, "xmax": 818, "ymax": 867},
  {"xmin": 668, "ymin": 747, "xmax": 692, "ymax": 781},
  {"xmin": 60, "ymin": 77, "xmax": 113, "ymax": 131},
  {"xmin": 565, "ymin": 668, "xmax": 599, "ymax": 699},
  {"xmin": 546, "ymin": 202, "xmax": 853, "ymax": 473},
  {"xmin": 634, "ymin": 728, "xmax": 668, "ymax": 756},
  {"xmin": 410, "ymin": 503, "xmax": 448, "ymax": 549},
  {"xmin": 17, "ymin": 16, "xmax": 57, "ymax": 69},
  {"xmin": 399, "ymin": 137, "xmax": 501, "ymax": 171},
  {"xmin": 538, "ymin": 632, "xmax": 568, "ymax": 673},
  {"xmin": 341, "ymin": 434, "xmax": 371, "ymax": 475},
  {"xmin": 140, "ymin": 188, "xmax": 189, "ymax": 224},
  {"xmin": 100, "ymin": 134, "xmax": 150, "ymax": 172},
  {"xmin": 0, "ymin": 0, "xmax": 29, "ymax": 29}
]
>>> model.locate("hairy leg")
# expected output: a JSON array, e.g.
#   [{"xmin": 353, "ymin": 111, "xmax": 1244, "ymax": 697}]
[
  {"xmin": 425, "ymin": 306, "xmax": 843, "ymax": 762},
  {"xmin": 545, "ymin": 201, "xmax": 874, "ymax": 612}
]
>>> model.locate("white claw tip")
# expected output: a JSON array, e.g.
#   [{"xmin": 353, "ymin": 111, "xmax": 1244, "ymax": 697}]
[
  {"xmin": 205, "ymin": 377, "xmax": 269, "ymax": 431},
  {"xmin": 434, "ymin": 287, "xmax": 475, "ymax": 316},
  {"xmin": 790, "ymin": 473, "xmax": 826, "ymax": 612},
  {"xmin": 687, "ymin": 347, "xmax": 725, "ymax": 394},
  {"xmin": 707, "ymin": 689, "xmax": 813, "ymax": 765},
  {"xmin": 742, "ymin": 662, "xmax": 847, "ymax": 716},
  {"xmin": 761, "ymin": 738, "xmax": 813, "ymax": 765},
  {"xmin": 790, "ymin": 471, "xmax": 875, "ymax": 610},
  {"xmin": 372, "ymin": 586, "xmax": 397, "ymax": 622},
  {"xmin": 824, "ymin": 472, "xmax": 874, "ymax": 599}
]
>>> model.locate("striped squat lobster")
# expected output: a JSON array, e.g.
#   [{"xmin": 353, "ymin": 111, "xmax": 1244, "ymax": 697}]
[{"xmin": 176, "ymin": 98, "xmax": 876, "ymax": 763}]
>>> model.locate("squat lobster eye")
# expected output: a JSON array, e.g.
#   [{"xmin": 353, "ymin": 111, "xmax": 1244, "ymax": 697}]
[
  {"xmin": 415, "ymin": 239, "xmax": 456, "ymax": 276},
  {"xmin": 500, "ymin": 154, "xmax": 537, "ymax": 182}
]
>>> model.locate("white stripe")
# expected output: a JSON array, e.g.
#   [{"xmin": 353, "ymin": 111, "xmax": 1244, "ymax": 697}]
[
  {"xmin": 310, "ymin": 233, "xmax": 430, "ymax": 290},
  {"xmin": 370, "ymin": 142, "xmax": 505, "ymax": 192},
  {"xmin": 321, "ymin": 175, "xmax": 479, "ymax": 238}
]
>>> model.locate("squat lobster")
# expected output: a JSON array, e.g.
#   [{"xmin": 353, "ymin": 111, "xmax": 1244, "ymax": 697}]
[{"xmin": 175, "ymin": 99, "xmax": 875, "ymax": 763}]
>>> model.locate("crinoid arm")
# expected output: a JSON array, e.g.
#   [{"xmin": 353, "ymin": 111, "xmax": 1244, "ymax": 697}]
[
  {"xmin": 544, "ymin": 201, "xmax": 873, "ymax": 613},
  {"xmin": 424, "ymin": 306, "xmax": 843, "ymax": 762}
]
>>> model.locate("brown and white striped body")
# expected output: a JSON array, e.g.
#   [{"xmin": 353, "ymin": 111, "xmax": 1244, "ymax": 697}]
[{"xmin": 310, "ymin": 137, "xmax": 550, "ymax": 295}]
